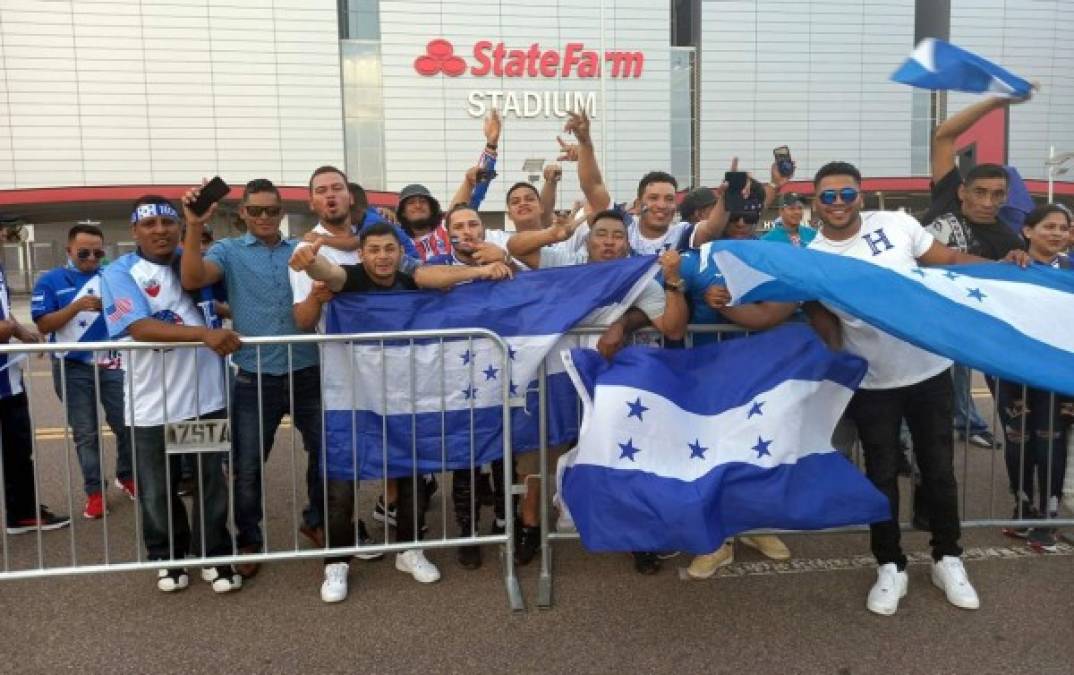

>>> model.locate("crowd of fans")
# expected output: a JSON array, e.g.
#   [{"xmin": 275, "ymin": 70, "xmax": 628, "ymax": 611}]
[{"xmin": 0, "ymin": 93, "xmax": 1069, "ymax": 614}]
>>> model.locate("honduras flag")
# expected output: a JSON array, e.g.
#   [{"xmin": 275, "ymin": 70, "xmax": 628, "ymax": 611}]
[
  {"xmin": 712, "ymin": 242, "xmax": 1074, "ymax": 397},
  {"xmin": 559, "ymin": 324, "xmax": 890, "ymax": 554},
  {"xmin": 891, "ymin": 38, "xmax": 1032, "ymax": 98},
  {"xmin": 321, "ymin": 256, "xmax": 657, "ymax": 480}
]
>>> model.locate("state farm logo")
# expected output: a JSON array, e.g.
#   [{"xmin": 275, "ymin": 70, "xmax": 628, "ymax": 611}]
[
  {"xmin": 414, "ymin": 39, "xmax": 467, "ymax": 77},
  {"xmin": 413, "ymin": 39, "xmax": 644, "ymax": 79}
]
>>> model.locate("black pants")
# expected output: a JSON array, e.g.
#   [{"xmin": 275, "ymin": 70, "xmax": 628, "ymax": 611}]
[
  {"xmin": 847, "ymin": 370, "xmax": 962, "ymax": 568},
  {"xmin": 994, "ymin": 379, "xmax": 1071, "ymax": 514},
  {"xmin": 325, "ymin": 475, "xmax": 428, "ymax": 565},
  {"xmin": 451, "ymin": 460, "xmax": 506, "ymax": 531},
  {"xmin": 1, "ymin": 393, "xmax": 37, "ymax": 523}
]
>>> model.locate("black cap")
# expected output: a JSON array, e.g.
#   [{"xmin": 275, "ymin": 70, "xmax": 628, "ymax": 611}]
[
  {"xmin": 724, "ymin": 179, "xmax": 766, "ymax": 216},
  {"xmin": 397, "ymin": 184, "xmax": 442, "ymax": 216},
  {"xmin": 679, "ymin": 188, "xmax": 718, "ymax": 223},
  {"xmin": 778, "ymin": 192, "xmax": 808, "ymax": 208}
]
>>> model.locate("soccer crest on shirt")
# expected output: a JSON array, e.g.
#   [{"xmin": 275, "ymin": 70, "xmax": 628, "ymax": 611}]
[{"xmin": 141, "ymin": 276, "xmax": 161, "ymax": 298}]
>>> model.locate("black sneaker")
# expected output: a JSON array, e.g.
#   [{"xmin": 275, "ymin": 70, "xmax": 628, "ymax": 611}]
[
  {"xmin": 490, "ymin": 518, "xmax": 506, "ymax": 536},
  {"xmin": 1003, "ymin": 501, "xmax": 1039, "ymax": 539},
  {"xmin": 201, "ymin": 565, "xmax": 242, "ymax": 593},
  {"xmin": 156, "ymin": 567, "xmax": 190, "ymax": 592},
  {"xmin": 354, "ymin": 519, "xmax": 384, "ymax": 561},
  {"xmin": 373, "ymin": 496, "xmax": 397, "ymax": 527},
  {"xmin": 456, "ymin": 538, "xmax": 483, "ymax": 570},
  {"xmin": 6, "ymin": 505, "xmax": 71, "ymax": 535},
  {"xmin": 633, "ymin": 551, "xmax": 662, "ymax": 575},
  {"xmin": 515, "ymin": 525, "xmax": 540, "ymax": 566},
  {"xmin": 1027, "ymin": 527, "xmax": 1059, "ymax": 553},
  {"xmin": 967, "ymin": 430, "xmax": 998, "ymax": 449}
]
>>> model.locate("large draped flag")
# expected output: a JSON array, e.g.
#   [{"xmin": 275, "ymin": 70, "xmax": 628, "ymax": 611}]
[
  {"xmin": 711, "ymin": 241, "xmax": 1074, "ymax": 397},
  {"xmin": 891, "ymin": 38, "xmax": 1032, "ymax": 98},
  {"xmin": 559, "ymin": 324, "xmax": 890, "ymax": 554},
  {"xmin": 320, "ymin": 256, "xmax": 657, "ymax": 480}
]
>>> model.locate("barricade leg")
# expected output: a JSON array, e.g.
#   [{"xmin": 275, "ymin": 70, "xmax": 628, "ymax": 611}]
[{"xmin": 536, "ymin": 366, "xmax": 554, "ymax": 608}]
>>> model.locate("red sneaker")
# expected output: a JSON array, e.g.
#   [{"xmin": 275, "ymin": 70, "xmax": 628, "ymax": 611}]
[
  {"xmin": 114, "ymin": 477, "xmax": 137, "ymax": 500},
  {"xmin": 83, "ymin": 492, "xmax": 106, "ymax": 519}
]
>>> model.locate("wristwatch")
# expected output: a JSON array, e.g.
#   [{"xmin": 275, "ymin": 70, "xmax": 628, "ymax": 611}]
[{"xmin": 663, "ymin": 278, "xmax": 685, "ymax": 292}]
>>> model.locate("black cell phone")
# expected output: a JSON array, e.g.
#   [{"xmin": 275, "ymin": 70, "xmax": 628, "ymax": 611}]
[
  {"xmin": 773, "ymin": 145, "xmax": 794, "ymax": 178},
  {"xmin": 187, "ymin": 176, "xmax": 230, "ymax": 216},
  {"xmin": 724, "ymin": 171, "xmax": 748, "ymax": 192}
]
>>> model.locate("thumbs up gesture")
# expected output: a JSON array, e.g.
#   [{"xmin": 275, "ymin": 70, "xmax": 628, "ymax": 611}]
[{"xmin": 289, "ymin": 240, "xmax": 322, "ymax": 272}]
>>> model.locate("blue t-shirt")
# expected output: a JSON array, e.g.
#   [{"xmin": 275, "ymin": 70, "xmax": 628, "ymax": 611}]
[
  {"xmin": 31, "ymin": 265, "xmax": 118, "ymax": 366},
  {"xmin": 678, "ymin": 249, "xmax": 731, "ymax": 346},
  {"xmin": 762, "ymin": 220, "xmax": 818, "ymax": 247}
]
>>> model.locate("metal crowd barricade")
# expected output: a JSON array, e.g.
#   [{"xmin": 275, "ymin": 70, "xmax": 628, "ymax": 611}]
[
  {"xmin": 533, "ymin": 324, "xmax": 1074, "ymax": 608},
  {"xmin": 0, "ymin": 330, "xmax": 523, "ymax": 612}
]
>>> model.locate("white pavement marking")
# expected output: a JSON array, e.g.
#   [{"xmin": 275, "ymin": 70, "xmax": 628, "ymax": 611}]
[{"xmin": 677, "ymin": 543, "xmax": 1074, "ymax": 580}]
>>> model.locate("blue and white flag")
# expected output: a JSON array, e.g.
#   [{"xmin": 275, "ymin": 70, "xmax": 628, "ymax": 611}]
[
  {"xmin": 559, "ymin": 324, "xmax": 889, "ymax": 555},
  {"xmin": 891, "ymin": 38, "xmax": 1032, "ymax": 98},
  {"xmin": 712, "ymin": 241, "xmax": 1074, "ymax": 396},
  {"xmin": 321, "ymin": 256, "xmax": 657, "ymax": 480}
]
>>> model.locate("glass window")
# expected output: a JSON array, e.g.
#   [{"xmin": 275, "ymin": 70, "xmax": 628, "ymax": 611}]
[{"xmin": 339, "ymin": 0, "xmax": 380, "ymax": 40}]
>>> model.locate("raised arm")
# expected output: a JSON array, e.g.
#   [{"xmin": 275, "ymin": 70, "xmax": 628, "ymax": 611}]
[
  {"xmin": 468, "ymin": 109, "xmax": 501, "ymax": 209},
  {"xmin": 506, "ymin": 222, "xmax": 574, "ymax": 269},
  {"xmin": 289, "ymin": 242, "xmax": 348, "ymax": 292},
  {"xmin": 932, "ymin": 94, "xmax": 1030, "ymax": 183},
  {"xmin": 179, "ymin": 185, "xmax": 225, "ymax": 290},
  {"xmin": 539, "ymin": 163, "xmax": 562, "ymax": 229},
  {"xmin": 562, "ymin": 111, "xmax": 611, "ymax": 213},
  {"xmin": 689, "ymin": 183, "xmax": 729, "ymax": 247}
]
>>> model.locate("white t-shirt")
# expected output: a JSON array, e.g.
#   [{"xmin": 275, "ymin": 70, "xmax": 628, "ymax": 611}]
[
  {"xmin": 483, "ymin": 228, "xmax": 530, "ymax": 271},
  {"xmin": 100, "ymin": 253, "xmax": 226, "ymax": 426},
  {"xmin": 289, "ymin": 224, "xmax": 361, "ymax": 333},
  {"xmin": 808, "ymin": 210, "xmax": 952, "ymax": 389}
]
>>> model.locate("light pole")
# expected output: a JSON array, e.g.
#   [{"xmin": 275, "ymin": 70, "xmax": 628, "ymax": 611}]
[{"xmin": 1045, "ymin": 145, "xmax": 1074, "ymax": 202}]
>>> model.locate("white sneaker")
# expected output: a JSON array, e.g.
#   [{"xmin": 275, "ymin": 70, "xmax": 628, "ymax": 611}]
[
  {"xmin": 866, "ymin": 563, "xmax": 908, "ymax": 616},
  {"xmin": 395, "ymin": 549, "xmax": 440, "ymax": 583},
  {"xmin": 931, "ymin": 556, "xmax": 980, "ymax": 610},
  {"xmin": 321, "ymin": 562, "xmax": 349, "ymax": 603},
  {"xmin": 201, "ymin": 566, "xmax": 242, "ymax": 594},
  {"xmin": 156, "ymin": 568, "xmax": 189, "ymax": 593}
]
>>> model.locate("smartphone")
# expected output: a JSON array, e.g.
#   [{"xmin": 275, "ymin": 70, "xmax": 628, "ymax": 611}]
[
  {"xmin": 187, "ymin": 176, "xmax": 230, "ymax": 216},
  {"xmin": 773, "ymin": 146, "xmax": 794, "ymax": 178},
  {"xmin": 724, "ymin": 171, "xmax": 748, "ymax": 192}
]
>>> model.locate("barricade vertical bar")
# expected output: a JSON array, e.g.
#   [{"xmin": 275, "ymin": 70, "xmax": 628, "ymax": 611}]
[
  {"xmin": 23, "ymin": 346, "xmax": 45, "ymax": 569},
  {"xmin": 92, "ymin": 352, "xmax": 111, "ymax": 565},
  {"xmin": 319, "ymin": 340, "xmax": 330, "ymax": 552},
  {"xmin": 380, "ymin": 340, "xmax": 389, "ymax": 545},
  {"xmin": 439, "ymin": 338, "xmax": 448, "ymax": 539},
  {"xmin": 160, "ymin": 349, "xmax": 175, "ymax": 565},
  {"xmin": 1016, "ymin": 382, "xmax": 1029, "ymax": 521},
  {"xmin": 0, "ymin": 408, "xmax": 8, "ymax": 570},
  {"xmin": 194, "ymin": 346, "xmax": 207, "ymax": 565},
  {"xmin": 255, "ymin": 346, "xmax": 268, "ymax": 553},
  {"xmin": 127, "ymin": 349, "xmax": 143, "ymax": 562},
  {"xmin": 409, "ymin": 338, "xmax": 419, "ymax": 545},
  {"xmin": 501, "ymin": 337, "xmax": 523, "ymax": 611},
  {"xmin": 348, "ymin": 339, "xmax": 360, "ymax": 550},
  {"xmin": 286, "ymin": 344, "xmax": 299, "ymax": 552},
  {"xmin": 224, "ymin": 353, "xmax": 236, "ymax": 560},
  {"xmin": 1045, "ymin": 393, "xmax": 1056, "ymax": 523},
  {"xmin": 987, "ymin": 372, "xmax": 998, "ymax": 519},
  {"xmin": 467, "ymin": 336, "xmax": 477, "ymax": 537},
  {"xmin": 56, "ymin": 356, "xmax": 78, "ymax": 566},
  {"xmin": 536, "ymin": 362, "xmax": 553, "ymax": 608}
]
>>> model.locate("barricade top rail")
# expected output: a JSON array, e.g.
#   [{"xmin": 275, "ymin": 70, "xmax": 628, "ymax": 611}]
[{"xmin": 0, "ymin": 327, "xmax": 510, "ymax": 355}]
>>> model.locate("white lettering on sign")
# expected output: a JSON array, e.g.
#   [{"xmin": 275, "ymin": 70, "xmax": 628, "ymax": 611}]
[{"xmin": 466, "ymin": 91, "xmax": 599, "ymax": 119}]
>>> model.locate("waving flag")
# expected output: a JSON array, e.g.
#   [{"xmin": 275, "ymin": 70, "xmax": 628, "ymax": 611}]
[
  {"xmin": 712, "ymin": 241, "xmax": 1074, "ymax": 396},
  {"xmin": 891, "ymin": 38, "xmax": 1032, "ymax": 98},
  {"xmin": 320, "ymin": 256, "xmax": 657, "ymax": 480},
  {"xmin": 559, "ymin": 324, "xmax": 889, "ymax": 555}
]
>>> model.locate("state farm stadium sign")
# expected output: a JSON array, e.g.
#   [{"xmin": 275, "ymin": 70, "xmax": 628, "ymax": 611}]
[{"xmin": 413, "ymin": 39, "xmax": 646, "ymax": 118}]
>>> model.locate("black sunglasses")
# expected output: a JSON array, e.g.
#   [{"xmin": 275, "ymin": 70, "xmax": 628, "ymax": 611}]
[
  {"xmin": 731, "ymin": 212, "xmax": 760, "ymax": 225},
  {"xmin": 245, "ymin": 205, "xmax": 282, "ymax": 218},
  {"xmin": 76, "ymin": 248, "xmax": 106, "ymax": 260}
]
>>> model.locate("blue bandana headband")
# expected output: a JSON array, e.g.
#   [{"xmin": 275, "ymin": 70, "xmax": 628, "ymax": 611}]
[{"xmin": 130, "ymin": 202, "xmax": 179, "ymax": 224}]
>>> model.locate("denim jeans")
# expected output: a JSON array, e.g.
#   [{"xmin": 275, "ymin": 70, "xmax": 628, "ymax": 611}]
[
  {"xmin": 951, "ymin": 364, "xmax": 989, "ymax": 435},
  {"xmin": 994, "ymin": 380, "xmax": 1071, "ymax": 513},
  {"xmin": 51, "ymin": 359, "xmax": 132, "ymax": 495},
  {"xmin": 846, "ymin": 370, "xmax": 962, "ymax": 568},
  {"xmin": 1, "ymin": 393, "xmax": 37, "ymax": 523},
  {"xmin": 232, "ymin": 366, "xmax": 324, "ymax": 549},
  {"xmin": 132, "ymin": 409, "xmax": 232, "ymax": 561}
]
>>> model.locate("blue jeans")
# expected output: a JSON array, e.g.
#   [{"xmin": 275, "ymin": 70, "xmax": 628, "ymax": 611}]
[
  {"xmin": 132, "ymin": 409, "xmax": 231, "ymax": 560},
  {"xmin": 232, "ymin": 366, "xmax": 324, "ymax": 549},
  {"xmin": 952, "ymin": 364, "xmax": 988, "ymax": 435},
  {"xmin": 51, "ymin": 359, "xmax": 132, "ymax": 495}
]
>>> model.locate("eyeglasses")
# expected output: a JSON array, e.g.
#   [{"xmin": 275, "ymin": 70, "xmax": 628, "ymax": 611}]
[
  {"xmin": 818, "ymin": 188, "xmax": 860, "ymax": 205},
  {"xmin": 76, "ymin": 248, "xmax": 106, "ymax": 261},
  {"xmin": 245, "ymin": 205, "xmax": 282, "ymax": 218},
  {"xmin": 730, "ymin": 212, "xmax": 760, "ymax": 225}
]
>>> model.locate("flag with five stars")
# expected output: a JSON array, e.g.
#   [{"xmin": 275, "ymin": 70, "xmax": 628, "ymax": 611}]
[
  {"xmin": 711, "ymin": 241, "xmax": 1074, "ymax": 397},
  {"xmin": 559, "ymin": 324, "xmax": 889, "ymax": 554},
  {"xmin": 319, "ymin": 256, "xmax": 658, "ymax": 479}
]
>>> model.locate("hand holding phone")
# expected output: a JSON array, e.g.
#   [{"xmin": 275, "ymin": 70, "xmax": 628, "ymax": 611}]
[
  {"xmin": 186, "ymin": 176, "xmax": 230, "ymax": 217},
  {"xmin": 773, "ymin": 146, "xmax": 794, "ymax": 178}
]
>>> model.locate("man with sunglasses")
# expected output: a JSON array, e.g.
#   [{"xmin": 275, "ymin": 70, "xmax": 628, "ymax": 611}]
[
  {"xmin": 805, "ymin": 162, "xmax": 1030, "ymax": 616},
  {"xmin": 180, "ymin": 178, "xmax": 337, "ymax": 578},
  {"xmin": 32, "ymin": 224, "xmax": 135, "ymax": 520}
]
